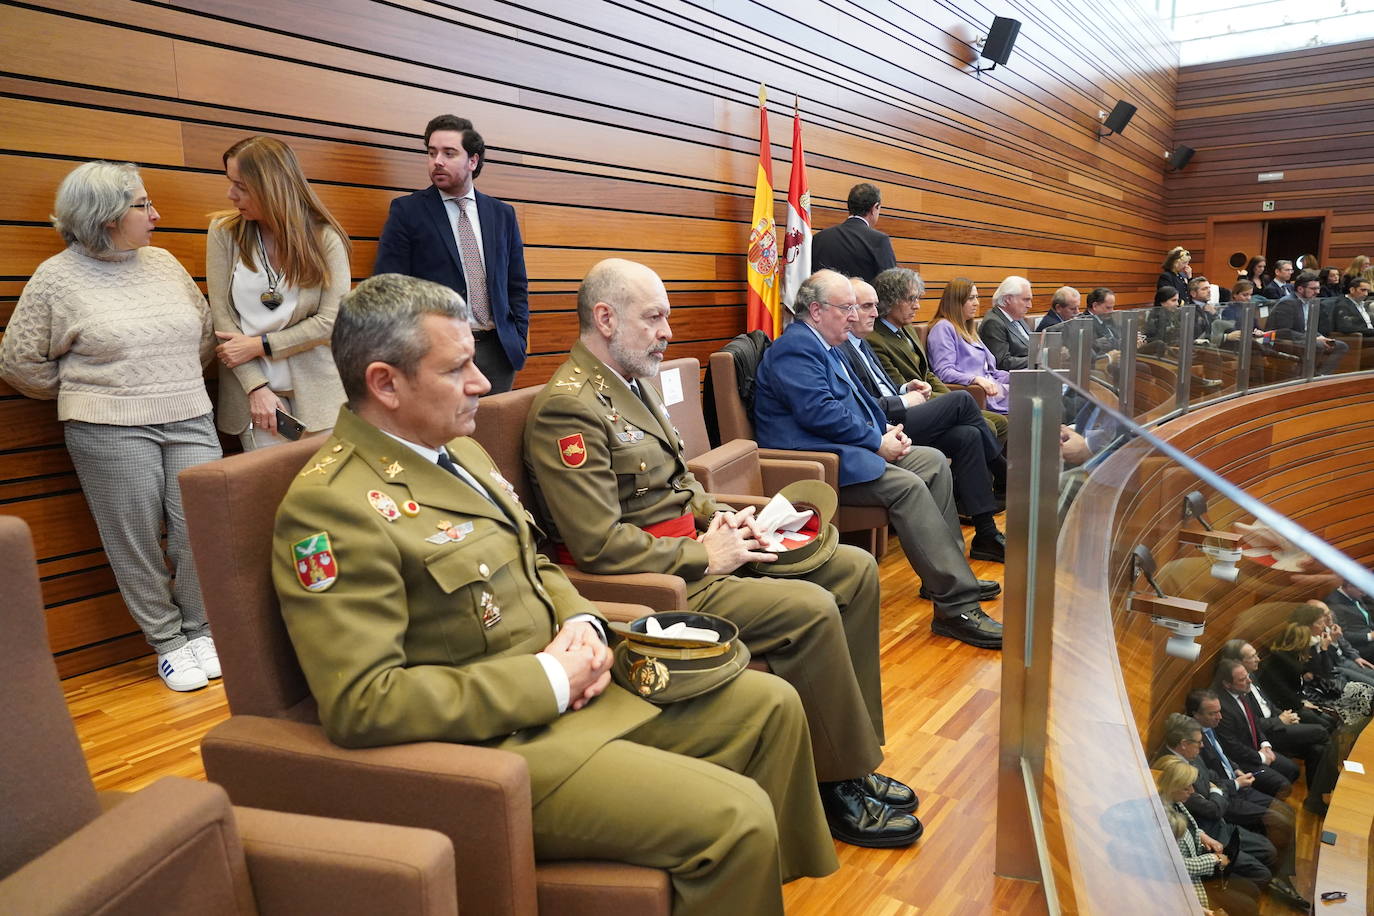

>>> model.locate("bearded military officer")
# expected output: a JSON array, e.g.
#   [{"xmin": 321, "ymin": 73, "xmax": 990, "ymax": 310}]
[
  {"xmin": 525, "ymin": 258, "xmax": 923, "ymax": 848},
  {"xmin": 272, "ymin": 273, "xmax": 840, "ymax": 916}
]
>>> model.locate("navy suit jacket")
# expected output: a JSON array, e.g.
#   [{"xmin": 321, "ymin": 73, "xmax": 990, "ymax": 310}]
[
  {"xmin": 373, "ymin": 185, "xmax": 529, "ymax": 370},
  {"xmin": 1035, "ymin": 310, "xmax": 1064, "ymax": 331},
  {"xmin": 810, "ymin": 217, "xmax": 897, "ymax": 283},
  {"xmin": 752, "ymin": 321, "xmax": 889, "ymax": 487}
]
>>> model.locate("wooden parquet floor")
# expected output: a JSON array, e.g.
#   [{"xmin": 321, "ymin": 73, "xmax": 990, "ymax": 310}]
[{"xmin": 58, "ymin": 526, "xmax": 1320, "ymax": 914}]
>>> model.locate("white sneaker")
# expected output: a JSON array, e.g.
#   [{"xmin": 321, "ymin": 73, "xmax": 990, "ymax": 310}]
[
  {"xmin": 187, "ymin": 635, "xmax": 222, "ymax": 679},
  {"xmin": 157, "ymin": 644, "xmax": 208, "ymax": 692}
]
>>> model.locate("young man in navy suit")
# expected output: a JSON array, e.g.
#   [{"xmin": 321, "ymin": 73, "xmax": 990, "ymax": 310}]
[{"xmin": 373, "ymin": 115, "xmax": 529, "ymax": 393}]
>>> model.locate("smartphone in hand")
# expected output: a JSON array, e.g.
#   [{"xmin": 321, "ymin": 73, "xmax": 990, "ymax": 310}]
[{"xmin": 274, "ymin": 407, "xmax": 306, "ymax": 441}]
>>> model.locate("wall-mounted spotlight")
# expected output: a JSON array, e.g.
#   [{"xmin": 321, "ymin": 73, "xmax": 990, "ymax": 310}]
[
  {"xmin": 1097, "ymin": 99, "xmax": 1137, "ymax": 138},
  {"xmin": 974, "ymin": 17, "xmax": 1021, "ymax": 74},
  {"xmin": 1165, "ymin": 145, "xmax": 1195, "ymax": 171}
]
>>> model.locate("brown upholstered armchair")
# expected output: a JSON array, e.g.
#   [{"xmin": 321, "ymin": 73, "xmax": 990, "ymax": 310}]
[
  {"xmin": 178, "ymin": 440, "xmax": 670, "ymax": 916},
  {"xmin": 707, "ymin": 349, "xmax": 890, "ymax": 555},
  {"xmin": 0, "ymin": 515, "xmax": 458, "ymax": 916}
]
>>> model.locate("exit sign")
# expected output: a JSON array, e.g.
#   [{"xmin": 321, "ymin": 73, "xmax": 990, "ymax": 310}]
[{"xmin": 1262, "ymin": 200, "xmax": 1275, "ymax": 211}]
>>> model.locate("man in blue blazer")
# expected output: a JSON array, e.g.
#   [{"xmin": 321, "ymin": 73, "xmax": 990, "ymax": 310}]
[
  {"xmin": 373, "ymin": 115, "xmax": 529, "ymax": 392},
  {"xmin": 753, "ymin": 270, "xmax": 1003, "ymax": 649}
]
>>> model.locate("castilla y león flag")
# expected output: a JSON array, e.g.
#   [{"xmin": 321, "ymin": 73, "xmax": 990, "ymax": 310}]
[{"xmin": 745, "ymin": 84, "xmax": 781, "ymax": 338}]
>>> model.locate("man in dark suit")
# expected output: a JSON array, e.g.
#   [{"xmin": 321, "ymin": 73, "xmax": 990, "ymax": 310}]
[
  {"xmin": 753, "ymin": 270, "xmax": 1003, "ymax": 649},
  {"xmin": 1328, "ymin": 584, "xmax": 1374, "ymax": 661},
  {"xmin": 1085, "ymin": 287, "xmax": 1122, "ymax": 357},
  {"xmin": 810, "ymin": 183, "xmax": 897, "ymax": 283},
  {"xmin": 1035, "ymin": 286, "xmax": 1080, "ymax": 331},
  {"xmin": 1196, "ymin": 680, "xmax": 1296, "ymax": 801},
  {"xmin": 1330, "ymin": 277, "xmax": 1374, "ymax": 337},
  {"xmin": 373, "ymin": 115, "xmax": 529, "ymax": 393},
  {"xmin": 1265, "ymin": 270, "xmax": 1348, "ymax": 374},
  {"xmin": 978, "ymin": 276, "xmax": 1033, "ymax": 370},
  {"xmin": 1261, "ymin": 260, "xmax": 1295, "ymax": 300},
  {"xmin": 842, "ymin": 278, "xmax": 1004, "ymax": 561}
]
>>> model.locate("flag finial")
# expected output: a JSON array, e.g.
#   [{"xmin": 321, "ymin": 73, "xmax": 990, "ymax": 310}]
[{"xmin": 758, "ymin": 83, "xmax": 767, "ymax": 106}]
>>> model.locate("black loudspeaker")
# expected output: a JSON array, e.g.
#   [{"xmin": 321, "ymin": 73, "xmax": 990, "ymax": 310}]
[
  {"xmin": 1101, "ymin": 100, "xmax": 1137, "ymax": 135},
  {"xmin": 1167, "ymin": 145, "xmax": 1195, "ymax": 170},
  {"xmin": 981, "ymin": 17, "xmax": 1021, "ymax": 66}
]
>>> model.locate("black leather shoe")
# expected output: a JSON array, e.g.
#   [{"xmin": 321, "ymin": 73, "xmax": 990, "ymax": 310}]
[
  {"xmin": 861, "ymin": 772, "xmax": 919, "ymax": 814},
  {"xmin": 930, "ymin": 608, "xmax": 1003, "ymax": 649},
  {"xmin": 919, "ymin": 579, "xmax": 1001, "ymax": 602},
  {"xmin": 970, "ymin": 531, "xmax": 1006, "ymax": 563},
  {"xmin": 819, "ymin": 780, "xmax": 923, "ymax": 848},
  {"xmin": 1267, "ymin": 877, "xmax": 1311, "ymax": 912},
  {"xmin": 1302, "ymin": 795, "xmax": 1328, "ymax": 816}
]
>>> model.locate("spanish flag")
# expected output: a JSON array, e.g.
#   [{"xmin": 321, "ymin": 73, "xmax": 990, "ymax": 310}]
[{"xmin": 746, "ymin": 84, "xmax": 781, "ymax": 338}]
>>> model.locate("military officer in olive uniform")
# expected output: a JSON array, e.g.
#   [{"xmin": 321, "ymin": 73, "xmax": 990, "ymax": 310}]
[
  {"xmin": 525, "ymin": 258, "xmax": 924, "ymax": 848},
  {"xmin": 272, "ymin": 274, "xmax": 839, "ymax": 916}
]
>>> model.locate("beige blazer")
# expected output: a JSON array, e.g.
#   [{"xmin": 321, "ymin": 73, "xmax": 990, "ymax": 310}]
[{"xmin": 206, "ymin": 219, "xmax": 349, "ymax": 435}]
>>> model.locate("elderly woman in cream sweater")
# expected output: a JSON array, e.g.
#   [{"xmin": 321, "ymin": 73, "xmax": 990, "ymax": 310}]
[{"xmin": 0, "ymin": 161, "xmax": 222, "ymax": 692}]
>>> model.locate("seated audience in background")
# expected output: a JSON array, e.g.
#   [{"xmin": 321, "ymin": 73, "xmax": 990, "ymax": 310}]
[
  {"xmin": 1261, "ymin": 259, "xmax": 1295, "ymax": 300},
  {"xmin": 977, "ymin": 275, "xmax": 1033, "ymax": 370},
  {"xmin": 926, "ymin": 278, "xmax": 1010, "ymax": 414},
  {"xmin": 1266, "ymin": 271, "xmax": 1349, "ymax": 374},
  {"xmin": 0, "ymin": 160, "xmax": 222, "ymax": 693},
  {"xmin": 1213, "ymin": 281, "xmax": 1269, "ymax": 348},
  {"xmin": 1141, "ymin": 286, "xmax": 1181, "ymax": 354},
  {"xmin": 1158, "ymin": 246, "xmax": 1192, "ymax": 301},
  {"xmin": 752, "ymin": 269, "xmax": 1005, "ymax": 649},
  {"xmin": 525, "ymin": 259, "xmax": 924, "ymax": 849},
  {"xmin": 1188, "ymin": 686, "xmax": 1293, "ymax": 801},
  {"xmin": 1259, "ymin": 621, "xmax": 1372, "ymax": 732},
  {"xmin": 207, "ymin": 135, "xmax": 350, "ymax": 450},
  {"xmin": 272, "ymin": 273, "xmax": 839, "ymax": 914},
  {"xmin": 1318, "ymin": 266, "xmax": 1343, "ymax": 298},
  {"xmin": 1243, "ymin": 255, "xmax": 1267, "ymax": 292},
  {"xmin": 1085, "ymin": 287, "xmax": 1121, "ymax": 357},
  {"xmin": 810, "ymin": 182, "xmax": 896, "ymax": 283},
  {"xmin": 1220, "ymin": 637, "xmax": 1338, "ymax": 734},
  {"xmin": 1157, "ymin": 714, "xmax": 1281, "ymax": 897},
  {"xmin": 1295, "ymin": 602, "xmax": 1374, "ymax": 689},
  {"xmin": 1214, "ymin": 654, "xmax": 1338, "ymax": 813},
  {"xmin": 1035, "ymin": 285, "xmax": 1080, "ymax": 330},
  {"xmin": 1327, "ymin": 584, "xmax": 1374, "ymax": 662},
  {"xmin": 1154, "ymin": 756, "xmax": 1263, "ymax": 916},
  {"xmin": 842, "ymin": 278, "xmax": 1005, "ymax": 558},
  {"xmin": 868, "ymin": 268, "xmax": 1007, "ymax": 443},
  {"xmin": 1343, "ymin": 255, "xmax": 1370, "ymax": 291},
  {"xmin": 1329, "ymin": 275, "xmax": 1374, "ymax": 340},
  {"xmin": 1187, "ymin": 275, "xmax": 1220, "ymax": 340}
]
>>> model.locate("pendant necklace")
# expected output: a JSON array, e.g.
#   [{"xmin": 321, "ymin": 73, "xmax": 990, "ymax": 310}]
[{"xmin": 257, "ymin": 224, "xmax": 284, "ymax": 309}]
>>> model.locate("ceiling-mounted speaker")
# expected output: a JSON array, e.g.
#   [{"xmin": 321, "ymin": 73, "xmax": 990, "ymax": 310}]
[
  {"xmin": 1167, "ymin": 145, "xmax": 1195, "ymax": 170},
  {"xmin": 1099, "ymin": 100, "xmax": 1137, "ymax": 137},
  {"xmin": 981, "ymin": 17, "xmax": 1021, "ymax": 67}
]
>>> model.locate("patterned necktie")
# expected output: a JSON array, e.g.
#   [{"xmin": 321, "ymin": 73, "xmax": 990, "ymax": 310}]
[
  {"xmin": 452, "ymin": 198, "xmax": 491, "ymax": 328},
  {"xmin": 827, "ymin": 348, "xmax": 881, "ymax": 431}
]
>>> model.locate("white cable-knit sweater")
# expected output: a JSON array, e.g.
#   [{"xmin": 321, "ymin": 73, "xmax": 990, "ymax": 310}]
[{"xmin": 0, "ymin": 244, "xmax": 214, "ymax": 426}]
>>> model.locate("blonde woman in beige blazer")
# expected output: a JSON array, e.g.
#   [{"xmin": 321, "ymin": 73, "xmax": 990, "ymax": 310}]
[{"xmin": 208, "ymin": 136, "xmax": 350, "ymax": 449}]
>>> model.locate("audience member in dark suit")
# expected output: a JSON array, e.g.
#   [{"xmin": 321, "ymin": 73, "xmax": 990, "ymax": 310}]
[
  {"xmin": 810, "ymin": 183, "xmax": 897, "ymax": 283},
  {"xmin": 1329, "ymin": 276, "xmax": 1374, "ymax": 351},
  {"xmin": 977, "ymin": 276, "xmax": 1033, "ymax": 371},
  {"xmin": 752, "ymin": 269, "xmax": 1003, "ymax": 649},
  {"xmin": 1085, "ymin": 287, "xmax": 1121, "ymax": 357},
  {"xmin": 1186, "ymin": 275, "xmax": 1221, "ymax": 340},
  {"xmin": 1035, "ymin": 286, "xmax": 1080, "ymax": 331},
  {"xmin": 1261, "ymin": 259, "xmax": 1295, "ymax": 300},
  {"xmin": 1319, "ymin": 266, "xmax": 1344, "ymax": 298},
  {"xmin": 373, "ymin": 115, "xmax": 529, "ymax": 393},
  {"xmin": 868, "ymin": 268, "xmax": 1007, "ymax": 444},
  {"xmin": 843, "ymin": 277, "xmax": 1004, "ymax": 558},
  {"xmin": 1266, "ymin": 271, "xmax": 1349, "ymax": 374},
  {"xmin": 1243, "ymin": 255, "xmax": 1267, "ymax": 294},
  {"xmin": 1328, "ymin": 584, "xmax": 1374, "ymax": 662},
  {"xmin": 1191, "ymin": 685, "xmax": 1295, "ymax": 801},
  {"xmin": 1215, "ymin": 654, "xmax": 1338, "ymax": 813},
  {"xmin": 1158, "ymin": 246, "xmax": 1191, "ymax": 301},
  {"xmin": 1141, "ymin": 286, "xmax": 1181, "ymax": 354}
]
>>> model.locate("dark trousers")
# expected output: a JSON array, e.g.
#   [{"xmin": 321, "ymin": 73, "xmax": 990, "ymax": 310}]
[
  {"xmin": 474, "ymin": 331, "xmax": 516, "ymax": 394},
  {"xmin": 894, "ymin": 390, "xmax": 1000, "ymax": 517},
  {"xmin": 1270, "ymin": 722, "xmax": 1340, "ymax": 795}
]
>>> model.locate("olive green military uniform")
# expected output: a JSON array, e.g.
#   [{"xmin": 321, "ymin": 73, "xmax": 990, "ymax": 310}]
[
  {"xmin": 525, "ymin": 342, "xmax": 885, "ymax": 782},
  {"xmin": 273, "ymin": 407, "xmax": 838, "ymax": 916},
  {"xmin": 867, "ymin": 319, "xmax": 1008, "ymax": 442}
]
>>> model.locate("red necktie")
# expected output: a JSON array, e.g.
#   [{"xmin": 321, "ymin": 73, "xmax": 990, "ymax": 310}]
[{"xmin": 1237, "ymin": 693, "xmax": 1259, "ymax": 748}]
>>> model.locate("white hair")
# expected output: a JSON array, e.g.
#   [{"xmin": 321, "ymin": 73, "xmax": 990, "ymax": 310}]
[
  {"xmin": 52, "ymin": 161, "xmax": 141, "ymax": 254},
  {"xmin": 992, "ymin": 275, "xmax": 1031, "ymax": 309}
]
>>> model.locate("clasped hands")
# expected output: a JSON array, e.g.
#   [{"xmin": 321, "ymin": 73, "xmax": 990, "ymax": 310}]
[
  {"xmin": 544, "ymin": 620, "xmax": 612, "ymax": 711},
  {"xmin": 215, "ymin": 331, "xmax": 265, "ymax": 368},
  {"xmin": 702, "ymin": 505, "xmax": 777, "ymax": 575}
]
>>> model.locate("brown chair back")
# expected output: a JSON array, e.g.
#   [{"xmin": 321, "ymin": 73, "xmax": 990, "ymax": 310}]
[
  {"xmin": 707, "ymin": 350, "xmax": 756, "ymax": 444},
  {"xmin": 646, "ymin": 357, "xmax": 711, "ymax": 458},
  {"xmin": 470, "ymin": 385, "xmax": 540, "ymax": 506},
  {"xmin": 0, "ymin": 516, "xmax": 103, "ymax": 880},
  {"xmin": 180, "ymin": 436, "xmax": 327, "ymax": 722}
]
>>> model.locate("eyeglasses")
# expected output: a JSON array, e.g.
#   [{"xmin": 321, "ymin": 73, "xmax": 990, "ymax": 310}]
[
  {"xmin": 128, "ymin": 200, "xmax": 156, "ymax": 214},
  {"xmin": 825, "ymin": 302, "xmax": 859, "ymax": 315}
]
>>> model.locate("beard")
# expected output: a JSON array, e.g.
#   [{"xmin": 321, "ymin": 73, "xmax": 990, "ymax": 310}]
[{"xmin": 610, "ymin": 333, "xmax": 667, "ymax": 379}]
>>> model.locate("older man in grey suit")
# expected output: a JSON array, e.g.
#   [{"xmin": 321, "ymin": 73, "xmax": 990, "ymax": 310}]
[{"xmin": 978, "ymin": 276, "xmax": 1033, "ymax": 371}]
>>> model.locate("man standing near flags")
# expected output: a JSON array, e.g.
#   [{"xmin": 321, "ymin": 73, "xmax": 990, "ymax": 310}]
[{"xmin": 811, "ymin": 183, "xmax": 897, "ymax": 284}]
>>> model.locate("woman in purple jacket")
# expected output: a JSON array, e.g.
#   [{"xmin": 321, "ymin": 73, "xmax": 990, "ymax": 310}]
[{"xmin": 925, "ymin": 278, "xmax": 1010, "ymax": 414}]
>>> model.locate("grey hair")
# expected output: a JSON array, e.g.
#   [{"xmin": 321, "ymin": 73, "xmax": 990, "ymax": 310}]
[
  {"xmin": 332, "ymin": 274, "xmax": 470, "ymax": 406},
  {"xmin": 1050, "ymin": 286, "xmax": 1079, "ymax": 309},
  {"xmin": 1162, "ymin": 712, "xmax": 1202, "ymax": 749},
  {"xmin": 577, "ymin": 258, "xmax": 641, "ymax": 332},
  {"xmin": 794, "ymin": 269, "xmax": 849, "ymax": 323},
  {"xmin": 52, "ymin": 161, "xmax": 141, "ymax": 254},
  {"xmin": 873, "ymin": 267, "xmax": 924, "ymax": 318},
  {"xmin": 991, "ymin": 275, "xmax": 1031, "ymax": 309}
]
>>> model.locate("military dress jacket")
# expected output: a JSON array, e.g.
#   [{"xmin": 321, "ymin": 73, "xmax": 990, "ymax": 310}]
[
  {"xmin": 524, "ymin": 341, "xmax": 718, "ymax": 578},
  {"xmin": 273, "ymin": 406, "xmax": 657, "ymax": 804}
]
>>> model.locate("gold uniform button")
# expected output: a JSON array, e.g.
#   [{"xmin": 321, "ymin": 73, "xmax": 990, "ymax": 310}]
[
  {"xmin": 639, "ymin": 461, "xmax": 647, "ymax": 471},
  {"xmin": 331, "ymin": 444, "xmax": 343, "ymax": 453},
  {"xmin": 479, "ymin": 563, "xmax": 491, "ymax": 577}
]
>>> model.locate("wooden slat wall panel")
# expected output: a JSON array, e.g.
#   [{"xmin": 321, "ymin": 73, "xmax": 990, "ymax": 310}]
[
  {"xmin": 1168, "ymin": 36, "xmax": 1374, "ymax": 273},
  {"xmin": 0, "ymin": 0, "xmax": 1176, "ymax": 675}
]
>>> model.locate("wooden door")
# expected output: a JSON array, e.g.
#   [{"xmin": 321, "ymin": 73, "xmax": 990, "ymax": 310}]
[{"xmin": 1206, "ymin": 219, "xmax": 1265, "ymax": 285}]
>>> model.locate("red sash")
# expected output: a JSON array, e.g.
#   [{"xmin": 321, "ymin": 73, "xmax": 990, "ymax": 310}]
[{"xmin": 554, "ymin": 511, "xmax": 695, "ymax": 566}]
